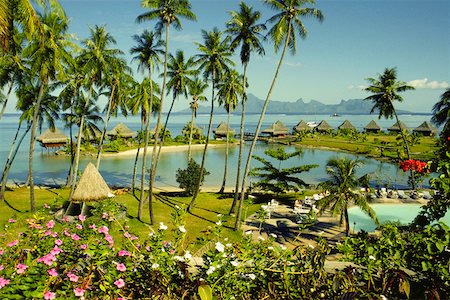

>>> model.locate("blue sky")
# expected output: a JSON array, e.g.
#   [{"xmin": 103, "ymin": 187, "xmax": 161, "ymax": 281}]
[{"xmin": 9, "ymin": 0, "xmax": 450, "ymax": 113}]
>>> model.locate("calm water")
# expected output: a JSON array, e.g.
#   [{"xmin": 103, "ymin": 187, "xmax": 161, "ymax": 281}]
[
  {"xmin": 0, "ymin": 113, "xmax": 437, "ymax": 188},
  {"xmin": 349, "ymin": 204, "xmax": 450, "ymax": 231}
]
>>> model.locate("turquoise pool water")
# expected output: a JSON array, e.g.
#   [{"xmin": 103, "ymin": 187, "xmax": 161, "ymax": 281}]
[{"xmin": 348, "ymin": 204, "xmax": 450, "ymax": 232}]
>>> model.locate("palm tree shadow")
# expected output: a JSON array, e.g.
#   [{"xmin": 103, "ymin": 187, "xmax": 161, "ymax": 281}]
[{"xmin": 2, "ymin": 197, "xmax": 22, "ymax": 212}]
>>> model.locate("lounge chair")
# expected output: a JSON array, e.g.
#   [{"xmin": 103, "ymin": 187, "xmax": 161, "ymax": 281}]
[
  {"xmin": 397, "ymin": 190, "xmax": 410, "ymax": 200},
  {"xmin": 421, "ymin": 190, "xmax": 433, "ymax": 200}
]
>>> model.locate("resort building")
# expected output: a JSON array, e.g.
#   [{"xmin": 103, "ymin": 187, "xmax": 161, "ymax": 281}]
[
  {"xmin": 338, "ymin": 120, "xmax": 357, "ymax": 132},
  {"xmin": 262, "ymin": 120, "xmax": 289, "ymax": 137},
  {"xmin": 36, "ymin": 128, "xmax": 69, "ymax": 149},
  {"xmin": 293, "ymin": 120, "xmax": 311, "ymax": 133},
  {"xmin": 213, "ymin": 121, "xmax": 235, "ymax": 139},
  {"xmin": 364, "ymin": 120, "xmax": 382, "ymax": 133},
  {"xmin": 413, "ymin": 121, "xmax": 437, "ymax": 137},
  {"xmin": 107, "ymin": 123, "xmax": 136, "ymax": 140},
  {"xmin": 387, "ymin": 121, "xmax": 409, "ymax": 133},
  {"xmin": 315, "ymin": 120, "xmax": 334, "ymax": 133}
]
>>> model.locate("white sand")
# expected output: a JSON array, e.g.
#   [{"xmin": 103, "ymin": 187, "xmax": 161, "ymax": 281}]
[{"xmin": 102, "ymin": 143, "xmax": 227, "ymax": 157}]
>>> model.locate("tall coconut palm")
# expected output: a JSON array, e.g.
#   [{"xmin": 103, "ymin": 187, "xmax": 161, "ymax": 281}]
[
  {"xmin": 130, "ymin": 29, "xmax": 164, "ymax": 221},
  {"xmin": 187, "ymin": 28, "xmax": 234, "ymax": 211},
  {"xmin": 137, "ymin": 0, "xmax": 196, "ymax": 223},
  {"xmin": 225, "ymin": 1, "xmax": 266, "ymax": 212},
  {"xmin": 364, "ymin": 68, "xmax": 415, "ymax": 188},
  {"xmin": 187, "ymin": 77, "xmax": 208, "ymax": 160},
  {"xmin": 317, "ymin": 157, "xmax": 379, "ymax": 236},
  {"xmin": 23, "ymin": 9, "xmax": 73, "ymax": 212},
  {"xmin": 216, "ymin": 69, "xmax": 243, "ymax": 194},
  {"xmin": 236, "ymin": 0, "xmax": 323, "ymax": 229}
]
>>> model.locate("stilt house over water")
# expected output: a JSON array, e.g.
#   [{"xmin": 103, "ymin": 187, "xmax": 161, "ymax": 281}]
[
  {"xmin": 262, "ymin": 120, "xmax": 289, "ymax": 137},
  {"xmin": 315, "ymin": 120, "xmax": 334, "ymax": 133},
  {"xmin": 213, "ymin": 121, "xmax": 235, "ymax": 139},
  {"xmin": 338, "ymin": 120, "xmax": 357, "ymax": 132},
  {"xmin": 36, "ymin": 128, "xmax": 69, "ymax": 149},
  {"xmin": 387, "ymin": 121, "xmax": 409, "ymax": 133},
  {"xmin": 413, "ymin": 121, "xmax": 437, "ymax": 137},
  {"xmin": 107, "ymin": 123, "xmax": 136, "ymax": 140},
  {"xmin": 293, "ymin": 120, "xmax": 311, "ymax": 133}
]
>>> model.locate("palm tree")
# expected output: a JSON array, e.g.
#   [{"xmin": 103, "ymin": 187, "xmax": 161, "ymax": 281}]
[
  {"xmin": 364, "ymin": 67, "xmax": 415, "ymax": 188},
  {"xmin": 432, "ymin": 88, "xmax": 450, "ymax": 139},
  {"xmin": 216, "ymin": 69, "xmax": 243, "ymax": 193},
  {"xmin": 317, "ymin": 157, "xmax": 379, "ymax": 236},
  {"xmin": 187, "ymin": 77, "xmax": 208, "ymax": 160},
  {"xmin": 137, "ymin": 0, "xmax": 196, "ymax": 223},
  {"xmin": 236, "ymin": 0, "xmax": 323, "ymax": 229},
  {"xmin": 226, "ymin": 1, "xmax": 266, "ymax": 214},
  {"xmin": 187, "ymin": 28, "xmax": 234, "ymax": 211},
  {"xmin": 23, "ymin": 9, "xmax": 73, "ymax": 212},
  {"xmin": 130, "ymin": 29, "xmax": 164, "ymax": 221}
]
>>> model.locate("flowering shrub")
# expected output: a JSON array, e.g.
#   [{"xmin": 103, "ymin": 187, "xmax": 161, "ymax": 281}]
[{"xmin": 399, "ymin": 159, "xmax": 429, "ymax": 174}]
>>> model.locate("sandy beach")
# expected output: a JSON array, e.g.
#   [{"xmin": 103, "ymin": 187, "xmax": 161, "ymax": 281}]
[{"xmin": 102, "ymin": 143, "xmax": 227, "ymax": 157}]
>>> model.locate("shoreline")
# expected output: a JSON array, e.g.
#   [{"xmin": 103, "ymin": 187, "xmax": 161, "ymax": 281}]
[{"xmin": 102, "ymin": 143, "xmax": 228, "ymax": 157}]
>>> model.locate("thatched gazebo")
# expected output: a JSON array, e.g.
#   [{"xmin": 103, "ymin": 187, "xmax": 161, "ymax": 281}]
[
  {"xmin": 364, "ymin": 120, "xmax": 381, "ymax": 133},
  {"xmin": 107, "ymin": 123, "xmax": 136, "ymax": 139},
  {"xmin": 213, "ymin": 121, "xmax": 235, "ymax": 139},
  {"xmin": 315, "ymin": 120, "xmax": 334, "ymax": 133},
  {"xmin": 413, "ymin": 121, "xmax": 437, "ymax": 137},
  {"xmin": 36, "ymin": 128, "xmax": 69, "ymax": 148},
  {"xmin": 293, "ymin": 120, "xmax": 311, "ymax": 133},
  {"xmin": 338, "ymin": 120, "xmax": 357, "ymax": 132},
  {"xmin": 262, "ymin": 120, "xmax": 289, "ymax": 137},
  {"xmin": 387, "ymin": 121, "xmax": 409, "ymax": 133}
]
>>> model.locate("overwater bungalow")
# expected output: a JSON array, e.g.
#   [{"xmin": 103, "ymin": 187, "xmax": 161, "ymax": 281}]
[
  {"xmin": 338, "ymin": 120, "xmax": 357, "ymax": 132},
  {"xmin": 413, "ymin": 121, "xmax": 437, "ymax": 137},
  {"xmin": 364, "ymin": 120, "xmax": 381, "ymax": 133},
  {"xmin": 387, "ymin": 121, "xmax": 409, "ymax": 133},
  {"xmin": 315, "ymin": 120, "xmax": 334, "ymax": 133},
  {"xmin": 107, "ymin": 123, "xmax": 136, "ymax": 140},
  {"xmin": 262, "ymin": 120, "xmax": 289, "ymax": 137},
  {"xmin": 293, "ymin": 120, "xmax": 311, "ymax": 133},
  {"xmin": 36, "ymin": 128, "xmax": 69, "ymax": 149},
  {"xmin": 213, "ymin": 121, "xmax": 235, "ymax": 139}
]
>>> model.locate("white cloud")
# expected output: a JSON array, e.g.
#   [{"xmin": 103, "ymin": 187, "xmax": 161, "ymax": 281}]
[
  {"xmin": 408, "ymin": 78, "xmax": 449, "ymax": 89},
  {"xmin": 347, "ymin": 85, "xmax": 367, "ymax": 90},
  {"xmin": 284, "ymin": 61, "xmax": 302, "ymax": 68}
]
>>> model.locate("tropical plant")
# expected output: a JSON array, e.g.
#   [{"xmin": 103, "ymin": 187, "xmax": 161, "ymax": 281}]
[
  {"xmin": 364, "ymin": 67, "xmax": 416, "ymax": 188},
  {"xmin": 137, "ymin": 0, "xmax": 196, "ymax": 224},
  {"xmin": 187, "ymin": 28, "xmax": 234, "ymax": 211},
  {"xmin": 225, "ymin": 1, "xmax": 266, "ymax": 213},
  {"xmin": 186, "ymin": 77, "xmax": 207, "ymax": 160},
  {"xmin": 432, "ymin": 87, "xmax": 450, "ymax": 159},
  {"xmin": 236, "ymin": 0, "xmax": 323, "ymax": 229},
  {"xmin": 317, "ymin": 157, "xmax": 379, "ymax": 236},
  {"xmin": 176, "ymin": 159, "xmax": 210, "ymax": 196}
]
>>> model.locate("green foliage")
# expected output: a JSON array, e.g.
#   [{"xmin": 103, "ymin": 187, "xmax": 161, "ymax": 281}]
[
  {"xmin": 176, "ymin": 159, "xmax": 210, "ymax": 196},
  {"xmin": 250, "ymin": 147, "xmax": 318, "ymax": 194},
  {"xmin": 105, "ymin": 140, "xmax": 120, "ymax": 152}
]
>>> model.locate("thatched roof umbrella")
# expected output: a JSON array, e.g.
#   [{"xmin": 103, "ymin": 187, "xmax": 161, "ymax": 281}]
[
  {"xmin": 262, "ymin": 120, "xmax": 289, "ymax": 136},
  {"xmin": 364, "ymin": 120, "xmax": 381, "ymax": 133},
  {"xmin": 71, "ymin": 163, "xmax": 113, "ymax": 203},
  {"xmin": 315, "ymin": 120, "xmax": 333, "ymax": 132},
  {"xmin": 338, "ymin": 120, "xmax": 356, "ymax": 131},
  {"xmin": 107, "ymin": 123, "xmax": 136, "ymax": 139},
  {"xmin": 36, "ymin": 128, "xmax": 69, "ymax": 148},
  {"xmin": 413, "ymin": 121, "xmax": 437, "ymax": 137},
  {"xmin": 213, "ymin": 121, "xmax": 235, "ymax": 138},
  {"xmin": 293, "ymin": 120, "xmax": 311, "ymax": 132},
  {"xmin": 388, "ymin": 121, "xmax": 409, "ymax": 133}
]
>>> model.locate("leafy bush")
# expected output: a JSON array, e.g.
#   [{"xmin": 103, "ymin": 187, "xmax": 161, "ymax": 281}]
[{"xmin": 176, "ymin": 159, "xmax": 210, "ymax": 196}]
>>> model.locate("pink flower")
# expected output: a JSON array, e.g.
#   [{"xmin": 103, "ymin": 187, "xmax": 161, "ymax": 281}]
[
  {"xmin": 80, "ymin": 244, "xmax": 88, "ymax": 250},
  {"xmin": 118, "ymin": 250, "xmax": 130, "ymax": 257},
  {"xmin": 105, "ymin": 234, "xmax": 114, "ymax": 245},
  {"xmin": 71, "ymin": 234, "xmax": 81, "ymax": 241},
  {"xmin": 8, "ymin": 218, "xmax": 16, "ymax": 223},
  {"xmin": 51, "ymin": 232, "xmax": 58, "ymax": 238},
  {"xmin": 7, "ymin": 240, "xmax": 18, "ymax": 247},
  {"xmin": 89, "ymin": 224, "xmax": 97, "ymax": 230},
  {"xmin": 0, "ymin": 277, "xmax": 10, "ymax": 289},
  {"xmin": 64, "ymin": 229, "xmax": 70, "ymax": 236},
  {"xmin": 16, "ymin": 263, "xmax": 27, "ymax": 274},
  {"xmin": 73, "ymin": 287, "xmax": 85, "ymax": 297},
  {"xmin": 46, "ymin": 220, "xmax": 55, "ymax": 229},
  {"xmin": 116, "ymin": 263, "xmax": 126, "ymax": 272},
  {"xmin": 118, "ymin": 298, "xmax": 126, "ymax": 300},
  {"xmin": 0, "ymin": 249, "xmax": 3, "ymax": 255},
  {"xmin": 102, "ymin": 212, "xmax": 108, "ymax": 219},
  {"xmin": 51, "ymin": 246, "xmax": 62, "ymax": 255},
  {"xmin": 67, "ymin": 273, "xmax": 79, "ymax": 282},
  {"xmin": 123, "ymin": 232, "xmax": 131, "ymax": 238},
  {"xmin": 145, "ymin": 246, "xmax": 151, "ymax": 252},
  {"xmin": 44, "ymin": 291, "xmax": 56, "ymax": 300},
  {"xmin": 62, "ymin": 216, "xmax": 70, "ymax": 222},
  {"xmin": 98, "ymin": 226, "xmax": 109, "ymax": 234},
  {"xmin": 0, "ymin": 265, "xmax": 3, "ymax": 271},
  {"xmin": 44, "ymin": 203, "xmax": 50, "ymax": 209},
  {"xmin": 38, "ymin": 253, "xmax": 56, "ymax": 266},
  {"xmin": 48, "ymin": 268, "xmax": 58, "ymax": 277},
  {"xmin": 78, "ymin": 215, "xmax": 86, "ymax": 222},
  {"xmin": 55, "ymin": 239, "xmax": 63, "ymax": 246},
  {"xmin": 44, "ymin": 230, "xmax": 52, "ymax": 236},
  {"xmin": 114, "ymin": 278, "xmax": 125, "ymax": 288}
]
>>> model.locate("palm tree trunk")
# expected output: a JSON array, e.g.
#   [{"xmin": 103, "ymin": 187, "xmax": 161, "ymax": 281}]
[
  {"xmin": 392, "ymin": 109, "xmax": 415, "ymax": 189},
  {"xmin": 66, "ymin": 104, "xmax": 75, "ymax": 187},
  {"xmin": 148, "ymin": 23, "xmax": 170, "ymax": 224},
  {"xmin": 29, "ymin": 82, "xmax": 46, "ymax": 212},
  {"xmin": 188, "ymin": 103, "xmax": 195, "ymax": 160},
  {"xmin": 132, "ymin": 114, "xmax": 144, "ymax": 197},
  {"xmin": 0, "ymin": 122, "xmax": 31, "ymax": 201},
  {"xmin": 0, "ymin": 79, "xmax": 14, "ymax": 120},
  {"xmin": 219, "ymin": 108, "xmax": 231, "ymax": 193},
  {"xmin": 95, "ymin": 84, "xmax": 116, "ymax": 170},
  {"xmin": 230, "ymin": 62, "xmax": 248, "ymax": 214},
  {"xmin": 154, "ymin": 94, "xmax": 176, "ymax": 168},
  {"xmin": 344, "ymin": 208, "xmax": 350, "ymax": 236},
  {"xmin": 234, "ymin": 23, "xmax": 292, "ymax": 230},
  {"xmin": 188, "ymin": 70, "xmax": 215, "ymax": 211}
]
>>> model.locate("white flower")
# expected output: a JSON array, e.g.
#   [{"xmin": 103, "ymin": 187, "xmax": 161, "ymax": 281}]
[
  {"xmin": 217, "ymin": 214, "xmax": 223, "ymax": 218},
  {"xmin": 174, "ymin": 256, "xmax": 184, "ymax": 262},
  {"xmin": 280, "ymin": 245, "xmax": 287, "ymax": 250},
  {"xmin": 216, "ymin": 220, "xmax": 222, "ymax": 226},
  {"xmin": 308, "ymin": 244, "xmax": 315, "ymax": 249},
  {"xmin": 178, "ymin": 225, "xmax": 186, "ymax": 233},
  {"xmin": 231, "ymin": 260, "xmax": 239, "ymax": 267},
  {"xmin": 268, "ymin": 246, "xmax": 274, "ymax": 251},
  {"xmin": 206, "ymin": 266, "xmax": 216, "ymax": 275},
  {"xmin": 247, "ymin": 274, "xmax": 256, "ymax": 280},
  {"xmin": 159, "ymin": 222, "xmax": 168, "ymax": 230},
  {"xmin": 380, "ymin": 295, "xmax": 388, "ymax": 300},
  {"xmin": 270, "ymin": 233, "xmax": 277, "ymax": 238},
  {"xmin": 151, "ymin": 263, "xmax": 159, "ymax": 269},
  {"xmin": 258, "ymin": 236, "xmax": 265, "ymax": 241},
  {"xmin": 175, "ymin": 205, "xmax": 181, "ymax": 210},
  {"xmin": 369, "ymin": 255, "xmax": 376, "ymax": 260},
  {"xmin": 184, "ymin": 251, "xmax": 192, "ymax": 260},
  {"xmin": 245, "ymin": 231, "xmax": 252, "ymax": 235},
  {"xmin": 215, "ymin": 242, "xmax": 225, "ymax": 253},
  {"xmin": 226, "ymin": 243, "xmax": 232, "ymax": 248}
]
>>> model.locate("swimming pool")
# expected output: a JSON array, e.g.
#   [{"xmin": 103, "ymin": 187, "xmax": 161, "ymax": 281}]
[{"xmin": 348, "ymin": 204, "xmax": 450, "ymax": 232}]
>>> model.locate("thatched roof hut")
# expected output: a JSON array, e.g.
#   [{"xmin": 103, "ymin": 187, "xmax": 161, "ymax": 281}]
[
  {"xmin": 71, "ymin": 163, "xmax": 113, "ymax": 203},
  {"xmin": 387, "ymin": 121, "xmax": 409, "ymax": 133},
  {"xmin": 262, "ymin": 120, "xmax": 289, "ymax": 136},
  {"xmin": 413, "ymin": 121, "xmax": 437, "ymax": 137},
  {"xmin": 107, "ymin": 123, "xmax": 136, "ymax": 139},
  {"xmin": 293, "ymin": 120, "xmax": 311, "ymax": 133},
  {"xmin": 364, "ymin": 120, "xmax": 381, "ymax": 133},
  {"xmin": 315, "ymin": 120, "xmax": 334, "ymax": 132},
  {"xmin": 37, "ymin": 128, "xmax": 69, "ymax": 148},
  {"xmin": 338, "ymin": 120, "xmax": 356, "ymax": 131},
  {"xmin": 213, "ymin": 121, "xmax": 235, "ymax": 138}
]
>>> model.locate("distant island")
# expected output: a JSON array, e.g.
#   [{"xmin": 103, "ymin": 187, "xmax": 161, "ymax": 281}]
[{"xmin": 175, "ymin": 93, "xmax": 414, "ymax": 115}]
